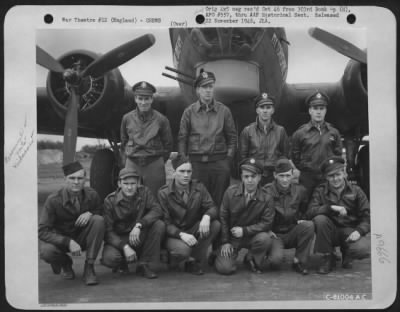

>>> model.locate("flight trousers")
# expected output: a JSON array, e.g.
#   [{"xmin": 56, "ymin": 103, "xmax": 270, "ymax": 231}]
[
  {"xmin": 313, "ymin": 215, "xmax": 370, "ymax": 259},
  {"xmin": 215, "ymin": 232, "xmax": 272, "ymax": 275},
  {"xmin": 266, "ymin": 221, "xmax": 315, "ymax": 269},
  {"xmin": 191, "ymin": 158, "xmax": 230, "ymax": 207},
  {"xmin": 166, "ymin": 220, "xmax": 220, "ymax": 268},
  {"xmin": 125, "ymin": 156, "xmax": 165, "ymax": 197},
  {"xmin": 101, "ymin": 220, "xmax": 165, "ymax": 268},
  {"xmin": 40, "ymin": 215, "xmax": 105, "ymax": 265}
]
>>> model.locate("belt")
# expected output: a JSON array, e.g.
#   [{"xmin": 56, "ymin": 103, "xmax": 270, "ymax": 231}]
[
  {"xmin": 130, "ymin": 155, "xmax": 161, "ymax": 166},
  {"xmin": 189, "ymin": 154, "xmax": 226, "ymax": 163}
]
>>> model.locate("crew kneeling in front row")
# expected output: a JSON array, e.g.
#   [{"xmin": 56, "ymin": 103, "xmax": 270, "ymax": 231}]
[
  {"xmin": 215, "ymin": 158, "xmax": 275, "ymax": 275},
  {"xmin": 101, "ymin": 167, "xmax": 165, "ymax": 279},
  {"xmin": 39, "ymin": 161, "xmax": 105, "ymax": 285},
  {"xmin": 262, "ymin": 158, "xmax": 314, "ymax": 275},
  {"xmin": 307, "ymin": 156, "xmax": 371, "ymax": 274},
  {"xmin": 158, "ymin": 154, "xmax": 221, "ymax": 275}
]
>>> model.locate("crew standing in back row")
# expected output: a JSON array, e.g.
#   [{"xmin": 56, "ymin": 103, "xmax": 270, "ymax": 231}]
[
  {"xmin": 291, "ymin": 90, "xmax": 343, "ymax": 197},
  {"xmin": 240, "ymin": 93, "xmax": 290, "ymax": 186},
  {"xmin": 178, "ymin": 69, "xmax": 237, "ymax": 207},
  {"xmin": 120, "ymin": 81, "xmax": 173, "ymax": 197}
]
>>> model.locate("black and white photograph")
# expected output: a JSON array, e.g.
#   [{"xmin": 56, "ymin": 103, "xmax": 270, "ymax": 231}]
[{"xmin": 4, "ymin": 5, "xmax": 397, "ymax": 310}]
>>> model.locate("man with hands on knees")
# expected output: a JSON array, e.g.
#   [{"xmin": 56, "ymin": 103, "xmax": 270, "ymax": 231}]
[
  {"xmin": 215, "ymin": 158, "xmax": 275, "ymax": 275},
  {"xmin": 101, "ymin": 167, "xmax": 165, "ymax": 279},
  {"xmin": 158, "ymin": 155, "xmax": 220, "ymax": 275},
  {"xmin": 39, "ymin": 161, "xmax": 105, "ymax": 286},
  {"xmin": 307, "ymin": 156, "xmax": 371, "ymax": 274},
  {"xmin": 262, "ymin": 158, "xmax": 314, "ymax": 275}
]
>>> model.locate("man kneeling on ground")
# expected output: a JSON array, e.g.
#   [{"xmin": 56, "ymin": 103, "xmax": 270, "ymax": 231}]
[
  {"xmin": 215, "ymin": 158, "xmax": 275, "ymax": 275},
  {"xmin": 262, "ymin": 158, "xmax": 314, "ymax": 275},
  {"xmin": 101, "ymin": 167, "xmax": 165, "ymax": 279},
  {"xmin": 39, "ymin": 161, "xmax": 105, "ymax": 286},
  {"xmin": 307, "ymin": 156, "xmax": 371, "ymax": 274},
  {"xmin": 158, "ymin": 155, "xmax": 220, "ymax": 275}
]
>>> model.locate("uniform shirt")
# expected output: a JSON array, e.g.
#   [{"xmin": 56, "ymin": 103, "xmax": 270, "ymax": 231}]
[
  {"xmin": 38, "ymin": 187, "xmax": 103, "ymax": 248},
  {"xmin": 177, "ymin": 99, "xmax": 237, "ymax": 158},
  {"xmin": 220, "ymin": 184, "xmax": 275, "ymax": 244},
  {"xmin": 120, "ymin": 108, "xmax": 173, "ymax": 159},
  {"xmin": 103, "ymin": 185, "xmax": 163, "ymax": 250},
  {"xmin": 306, "ymin": 180, "xmax": 370, "ymax": 235},
  {"xmin": 239, "ymin": 118, "xmax": 289, "ymax": 169},
  {"xmin": 291, "ymin": 121, "xmax": 342, "ymax": 173},
  {"xmin": 158, "ymin": 179, "xmax": 217, "ymax": 238},
  {"xmin": 263, "ymin": 181, "xmax": 309, "ymax": 234}
]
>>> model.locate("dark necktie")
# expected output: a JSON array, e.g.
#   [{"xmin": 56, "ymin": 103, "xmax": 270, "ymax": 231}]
[
  {"xmin": 181, "ymin": 191, "xmax": 189, "ymax": 204},
  {"xmin": 72, "ymin": 196, "xmax": 80, "ymax": 214}
]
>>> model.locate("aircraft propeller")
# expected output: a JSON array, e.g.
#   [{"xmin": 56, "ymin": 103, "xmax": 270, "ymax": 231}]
[
  {"xmin": 308, "ymin": 27, "xmax": 367, "ymax": 64},
  {"xmin": 36, "ymin": 34, "xmax": 156, "ymax": 165}
]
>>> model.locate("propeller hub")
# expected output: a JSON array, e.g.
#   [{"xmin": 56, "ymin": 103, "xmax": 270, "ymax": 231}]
[{"xmin": 63, "ymin": 69, "xmax": 81, "ymax": 86}]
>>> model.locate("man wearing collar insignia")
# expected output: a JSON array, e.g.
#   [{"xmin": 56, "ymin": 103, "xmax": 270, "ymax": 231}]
[
  {"xmin": 262, "ymin": 158, "xmax": 314, "ymax": 275},
  {"xmin": 178, "ymin": 69, "xmax": 237, "ymax": 207},
  {"xmin": 39, "ymin": 161, "xmax": 105, "ymax": 285},
  {"xmin": 101, "ymin": 167, "xmax": 165, "ymax": 279},
  {"xmin": 307, "ymin": 156, "xmax": 370, "ymax": 274},
  {"xmin": 291, "ymin": 90, "xmax": 343, "ymax": 198},
  {"xmin": 240, "ymin": 92, "xmax": 290, "ymax": 186},
  {"xmin": 158, "ymin": 154, "xmax": 220, "ymax": 275},
  {"xmin": 120, "ymin": 80, "xmax": 173, "ymax": 196},
  {"xmin": 215, "ymin": 158, "xmax": 275, "ymax": 275}
]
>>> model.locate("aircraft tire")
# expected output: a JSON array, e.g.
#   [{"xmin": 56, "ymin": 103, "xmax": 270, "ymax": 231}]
[
  {"xmin": 357, "ymin": 145, "xmax": 370, "ymax": 198},
  {"xmin": 90, "ymin": 148, "xmax": 119, "ymax": 200}
]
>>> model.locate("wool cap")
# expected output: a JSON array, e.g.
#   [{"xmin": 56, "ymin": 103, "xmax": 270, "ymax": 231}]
[
  {"xmin": 62, "ymin": 161, "xmax": 84, "ymax": 176},
  {"xmin": 320, "ymin": 156, "xmax": 345, "ymax": 175},
  {"xmin": 171, "ymin": 154, "xmax": 191, "ymax": 170},
  {"xmin": 119, "ymin": 167, "xmax": 140, "ymax": 180},
  {"xmin": 274, "ymin": 158, "xmax": 293, "ymax": 174},
  {"xmin": 240, "ymin": 158, "xmax": 263, "ymax": 175}
]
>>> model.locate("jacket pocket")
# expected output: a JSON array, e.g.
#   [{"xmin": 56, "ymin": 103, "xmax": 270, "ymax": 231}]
[
  {"xmin": 125, "ymin": 141, "xmax": 136, "ymax": 156},
  {"xmin": 215, "ymin": 134, "xmax": 227, "ymax": 152},
  {"xmin": 188, "ymin": 134, "xmax": 200, "ymax": 152}
]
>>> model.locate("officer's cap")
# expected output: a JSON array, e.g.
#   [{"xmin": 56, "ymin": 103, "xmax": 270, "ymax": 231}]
[
  {"xmin": 171, "ymin": 154, "xmax": 191, "ymax": 170},
  {"xmin": 255, "ymin": 92, "xmax": 275, "ymax": 108},
  {"xmin": 62, "ymin": 161, "xmax": 84, "ymax": 176},
  {"xmin": 119, "ymin": 167, "xmax": 140, "ymax": 180},
  {"xmin": 305, "ymin": 90, "xmax": 329, "ymax": 107},
  {"xmin": 132, "ymin": 81, "xmax": 156, "ymax": 96},
  {"xmin": 194, "ymin": 69, "xmax": 216, "ymax": 88},
  {"xmin": 240, "ymin": 158, "xmax": 263, "ymax": 175},
  {"xmin": 274, "ymin": 158, "xmax": 293, "ymax": 174},
  {"xmin": 320, "ymin": 156, "xmax": 345, "ymax": 175}
]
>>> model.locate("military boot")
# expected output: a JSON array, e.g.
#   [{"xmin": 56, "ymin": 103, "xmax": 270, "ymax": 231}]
[{"xmin": 83, "ymin": 261, "xmax": 98, "ymax": 286}]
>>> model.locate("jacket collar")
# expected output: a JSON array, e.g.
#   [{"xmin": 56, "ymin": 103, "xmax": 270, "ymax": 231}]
[
  {"xmin": 115, "ymin": 186, "xmax": 143, "ymax": 204},
  {"xmin": 256, "ymin": 118, "xmax": 275, "ymax": 132},
  {"xmin": 233, "ymin": 183, "xmax": 264, "ymax": 201},
  {"xmin": 62, "ymin": 187, "xmax": 85, "ymax": 206},
  {"xmin": 195, "ymin": 99, "xmax": 218, "ymax": 112},
  {"xmin": 167, "ymin": 179, "xmax": 202, "ymax": 195},
  {"xmin": 268, "ymin": 181, "xmax": 295, "ymax": 198},
  {"xmin": 305, "ymin": 120, "xmax": 331, "ymax": 132}
]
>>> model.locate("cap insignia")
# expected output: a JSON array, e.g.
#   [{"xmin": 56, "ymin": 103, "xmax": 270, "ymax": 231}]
[
  {"xmin": 250, "ymin": 158, "xmax": 255, "ymax": 164},
  {"xmin": 329, "ymin": 159, "xmax": 334, "ymax": 164},
  {"xmin": 202, "ymin": 72, "xmax": 208, "ymax": 79},
  {"xmin": 316, "ymin": 93, "xmax": 322, "ymax": 99},
  {"xmin": 141, "ymin": 82, "xmax": 147, "ymax": 88},
  {"xmin": 262, "ymin": 93, "xmax": 268, "ymax": 99}
]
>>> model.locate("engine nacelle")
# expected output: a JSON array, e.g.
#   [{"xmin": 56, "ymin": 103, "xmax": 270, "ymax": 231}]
[
  {"xmin": 341, "ymin": 59, "xmax": 368, "ymax": 115},
  {"xmin": 46, "ymin": 50, "xmax": 126, "ymax": 127}
]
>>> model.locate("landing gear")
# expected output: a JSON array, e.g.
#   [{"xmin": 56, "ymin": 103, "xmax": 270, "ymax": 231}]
[
  {"xmin": 356, "ymin": 145, "xmax": 370, "ymax": 198},
  {"xmin": 90, "ymin": 148, "xmax": 120, "ymax": 200}
]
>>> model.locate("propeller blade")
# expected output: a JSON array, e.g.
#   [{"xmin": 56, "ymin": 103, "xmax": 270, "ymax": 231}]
[
  {"xmin": 63, "ymin": 88, "xmax": 79, "ymax": 165},
  {"xmin": 309, "ymin": 28, "xmax": 367, "ymax": 64},
  {"xmin": 36, "ymin": 45, "xmax": 65, "ymax": 73},
  {"xmin": 81, "ymin": 34, "xmax": 156, "ymax": 78}
]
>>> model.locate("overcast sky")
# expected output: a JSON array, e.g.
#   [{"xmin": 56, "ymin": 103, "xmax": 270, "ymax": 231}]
[{"xmin": 36, "ymin": 27, "xmax": 366, "ymax": 147}]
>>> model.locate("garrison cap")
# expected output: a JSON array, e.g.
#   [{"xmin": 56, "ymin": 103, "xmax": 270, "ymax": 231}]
[
  {"xmin": 320, "ymin": 156, "xmax": 345, "ymax": 175},
  {"xmin": 255, "ymin": 92, "xmax": 275, "ymax": 108},
  {"xmin": 274, "ymin": 158, "xmax": 293, "ymax": 174},
  {"xmin": 62, "ymin": 161, "xmax": 84, "ymax": 176},
  {"xmin": 171, "ymin": 154, "xmax": 191, "ymax": 170},
  {"xmin": 240, "ymin": 158, "xmax": 263, "ymax": 175},
  {"xmin": 305, "ymin": 90, "xmax": 329, "ymax": 107},
  {"xmin": 119, "ymin": 167, "xmax": 140, "ymax": 180},
  {"xmin": 132, "ymin": 81, "xmax": 156, "ymax": 96},
  {"xmin": 194, "ymin": 69, "xmax": 216, "ymax": 88}
]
